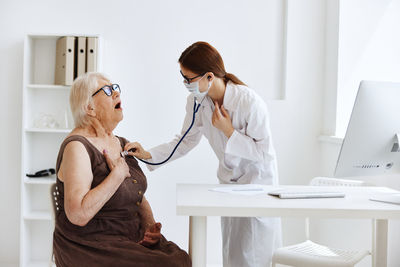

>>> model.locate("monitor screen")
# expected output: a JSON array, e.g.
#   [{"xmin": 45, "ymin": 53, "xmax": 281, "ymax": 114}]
[{"xmin": 335, "ymin": 81, "xmax": 400, "ymax": 177}]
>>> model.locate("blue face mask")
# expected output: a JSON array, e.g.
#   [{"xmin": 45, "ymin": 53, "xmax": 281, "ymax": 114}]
[{"xmin": 183, "ymin": 75, "xmax": 212, "ymax": 102}]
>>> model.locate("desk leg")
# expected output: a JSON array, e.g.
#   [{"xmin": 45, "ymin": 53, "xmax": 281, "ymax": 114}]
[
  {"xmin": 373, "ymin": 219, "xmax": 388, "ymax": 267},
  {"xmin": 189, "ymin": 216, "xmax": 207, "ymax": 267}
]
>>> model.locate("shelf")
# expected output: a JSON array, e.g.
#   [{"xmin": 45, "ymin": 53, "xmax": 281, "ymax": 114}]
[
  {"xmin": 25, "ymin": 128, "xmax": 72, "ymax": 134},
  {"xmin": 21, "ymin": 33, "xmax": 101, "ymax": 267},
  {"xmin": 24, "ymin": 176, "xmax": 56, "ymax": 185},
  {"xmin": 23, "ymin": 211, "xmax": 52, "ymax": 221},
  {"xmin": 27, "ymin": 84, "xmax": 70, "ymax": 90}
]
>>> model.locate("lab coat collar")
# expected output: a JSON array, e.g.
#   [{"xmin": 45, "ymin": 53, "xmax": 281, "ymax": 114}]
[{"xmin": 222, "ymin": 81, "xmax": 235, "ymax": 111}]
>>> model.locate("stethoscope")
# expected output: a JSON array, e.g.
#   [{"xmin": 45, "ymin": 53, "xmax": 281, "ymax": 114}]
[{"xmin": 121, "ymin": 97, "xmax": 203, "ymax": 165}]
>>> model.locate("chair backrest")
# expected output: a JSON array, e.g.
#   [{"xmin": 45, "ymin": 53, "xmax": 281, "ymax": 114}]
[
  {"xmin": 310, "ymin": 177, "xmax": 371, "ymax": 187},
  {"xmin": 50, "ymin": 183, "xmax": 58, "ymax": 218},
  {"xmin": 50, "ymin": 183, "xmax": 58, "ymax": 265}
]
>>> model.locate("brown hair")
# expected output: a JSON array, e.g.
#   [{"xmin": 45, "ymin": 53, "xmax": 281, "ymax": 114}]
[{"xmin": 178, "ymin": 41, "xmax": 246, "ymax": 86}]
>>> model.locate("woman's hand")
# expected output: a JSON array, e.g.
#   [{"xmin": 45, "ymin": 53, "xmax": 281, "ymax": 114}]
[
  {"xmin": 139, "ymin": 222, "xmax": 162, "ymax": 247},
  {"xmin": 103, "ymin": 149, "xmax": 130, "ymax": 180},
  {"xmin": 124, "ymin": 142, "xmax": 152, "ymax": 160},
  {"xmin": 212, "ymin": 102, "xmax": 234, "ymax": 138}
]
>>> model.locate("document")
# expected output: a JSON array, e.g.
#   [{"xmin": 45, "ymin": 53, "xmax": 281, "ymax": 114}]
[
  {"xmin": 209, "ymin": 184, "xmax": 268, "ymax": 196},
  {"xmin": 370, "ymin": 193, "xmax": 400, "ymax": 205}
]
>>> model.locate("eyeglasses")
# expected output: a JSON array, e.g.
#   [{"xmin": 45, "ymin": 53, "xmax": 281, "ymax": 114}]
[
  {"xmin": 180, "ymin": 70, "xmax": 206, "ymax": 84},
  {"xmin": 92, "ymin": 84, "xmax": 121, "ymax": 97}
]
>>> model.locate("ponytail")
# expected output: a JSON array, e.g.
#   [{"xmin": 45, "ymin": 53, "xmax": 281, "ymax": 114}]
[{"xmin": 224, "ymin": 72, "xmax": 246, "ymax": 86}]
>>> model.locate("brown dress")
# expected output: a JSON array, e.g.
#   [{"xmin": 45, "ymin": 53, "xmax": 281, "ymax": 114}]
[{"xmin": 53, "ymin": 135, "xmax": 191, "ymax": 267}]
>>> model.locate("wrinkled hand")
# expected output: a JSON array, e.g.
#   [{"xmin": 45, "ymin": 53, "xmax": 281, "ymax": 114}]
[
  {"xmin": 212, "ymin": 102, "xmax": 234, "ymax": 138},
  {"xmin": 124, "ymin": 142, "xmax": 152, "ymax": 160},
  {"xmin": 139, "ymin": 222, "xmax": 162, "ymax": 247},
  {"xmin": 103, "ymin": 149, "xmax": 130, "ymax": 181}
]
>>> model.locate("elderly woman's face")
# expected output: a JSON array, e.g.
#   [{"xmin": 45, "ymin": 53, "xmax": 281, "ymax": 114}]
[{"xmin": 91, "ymin": 79, "xmax": 123, "ymax": 128}]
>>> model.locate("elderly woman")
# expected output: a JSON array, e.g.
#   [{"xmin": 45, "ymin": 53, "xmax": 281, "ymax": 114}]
[{"xmin": 53, "ymin": 72, "xmax": 191, "ymax": 267}]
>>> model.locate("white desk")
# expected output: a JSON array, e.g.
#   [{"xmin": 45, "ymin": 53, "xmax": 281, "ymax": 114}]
[{"xmin": 176, "ymin": 184, "xmax": 400, "ymax": 267}]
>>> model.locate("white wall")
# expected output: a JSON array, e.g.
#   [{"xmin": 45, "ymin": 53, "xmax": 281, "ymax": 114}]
[
  {"xmin": 336, "ymin": 0, "xmax": 400, "ymax": 137},
  {"xmin": 0, "ymin": 0, "xmax": 327, "ymax": 266}
]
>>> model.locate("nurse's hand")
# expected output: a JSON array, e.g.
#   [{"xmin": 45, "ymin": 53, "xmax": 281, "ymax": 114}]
[
  {"xmin": 124, "ymin": 142, "xmax": 152, "ymax": 160},
  {"xmin": 212, "ymin": 102, "xmax": 234, "ymax": 138}
]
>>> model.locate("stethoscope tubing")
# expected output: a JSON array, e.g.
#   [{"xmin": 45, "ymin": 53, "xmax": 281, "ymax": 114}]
[{"xmin": 135, "ymin": 100, "xmax": 201, "ymax": 166}]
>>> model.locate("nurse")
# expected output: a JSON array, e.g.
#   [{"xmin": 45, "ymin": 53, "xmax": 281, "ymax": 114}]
[{"xmin": 125, "ymin": 41, "xmax": 282, "ymax": 267}]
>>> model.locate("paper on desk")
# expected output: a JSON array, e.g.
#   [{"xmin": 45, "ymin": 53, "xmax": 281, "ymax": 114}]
[{"xmin": 209, "ymin": 184, "xmax": 268, "ymax": 196}]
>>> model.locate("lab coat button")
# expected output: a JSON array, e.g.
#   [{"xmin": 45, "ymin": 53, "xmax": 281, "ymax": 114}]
[
  {"xmin": 138, "ymin": 190, "xmax": 142, "ymax": 195},
  {"xmin": 132, "ymin": 179, "xmax": 138, "ymax": 184},
  {"xmin": 136, "ymin": 201, "xmax": 140, "ymax": 206}
]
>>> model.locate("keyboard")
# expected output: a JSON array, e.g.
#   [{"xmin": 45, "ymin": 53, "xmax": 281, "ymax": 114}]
[{"xmin": 268, "ymin": 189, "xmax": 345, "ymax": 199}]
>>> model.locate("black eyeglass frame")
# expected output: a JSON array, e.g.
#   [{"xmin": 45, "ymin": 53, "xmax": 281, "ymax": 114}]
[
  {"xmin": 180, "ymin": 70, "xmax": 206, "ymax": 84},
  {"xmin": 92, "ymin": 84, "xmax": 121, "ymax": 97}
]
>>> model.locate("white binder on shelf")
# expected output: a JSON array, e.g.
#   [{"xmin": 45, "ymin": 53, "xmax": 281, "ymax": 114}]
[
  {"xmin": 76, "ymin": 36, "xmax": 87, "ymax": 78},
  {"xmin": 55, "ymin": 36, "xmax": 75, "ymax": 85},
  {"xmin": 86, "ymin": 37, "xmax": 98, "ymax": 72}
]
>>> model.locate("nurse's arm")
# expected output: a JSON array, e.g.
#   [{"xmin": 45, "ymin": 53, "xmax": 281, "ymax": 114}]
[
  {"xmin": 225, "ymin": 102, "xmax": 275, "ymax": 163},
  {"xmin": 146, "ymin": 95, "xmax": 202, "ymax": 171}
]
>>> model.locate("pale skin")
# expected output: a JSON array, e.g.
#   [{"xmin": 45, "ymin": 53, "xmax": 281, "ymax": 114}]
[
  {"xmin": 125, "ymin": 65, "xmax": 235, "ymax": 159},
  {"xmin": 58, "ymin": 79, "xmax": 161, "ymax": 246}
]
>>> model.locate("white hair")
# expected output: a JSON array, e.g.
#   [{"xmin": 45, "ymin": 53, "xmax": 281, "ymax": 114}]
[{"xmin": 70, "ymin": 72, "xmax": 110, "ymax": 128}]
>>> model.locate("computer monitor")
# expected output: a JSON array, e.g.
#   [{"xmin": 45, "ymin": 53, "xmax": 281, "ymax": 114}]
[{"xmin": 334, "ymin": 80, "xmax": 400, "ymax": 177}]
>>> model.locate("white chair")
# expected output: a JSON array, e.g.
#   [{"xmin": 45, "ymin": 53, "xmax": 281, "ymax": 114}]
[
  {"xmin": 271, "ymin": 177, "xmax": 371, "ymax": 267},
  {"xmin": 50, "ymin": 183, "xmax": 58, "ymax": 267}
]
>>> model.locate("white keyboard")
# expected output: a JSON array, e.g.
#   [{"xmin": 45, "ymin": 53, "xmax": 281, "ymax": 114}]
[{"xmin": 268, "ymin": 189, "xmax": 345, "ymax": 199}]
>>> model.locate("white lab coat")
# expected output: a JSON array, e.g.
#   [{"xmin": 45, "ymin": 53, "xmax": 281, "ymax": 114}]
[{"xmin": 147, "ymin": 81, "xmax": 282, "ymax": 267}]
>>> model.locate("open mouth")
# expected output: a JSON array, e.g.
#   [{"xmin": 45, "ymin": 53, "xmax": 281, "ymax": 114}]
[{"xmin": 115, "ymin": 101, "xmax": 122, "ymax": 109}]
